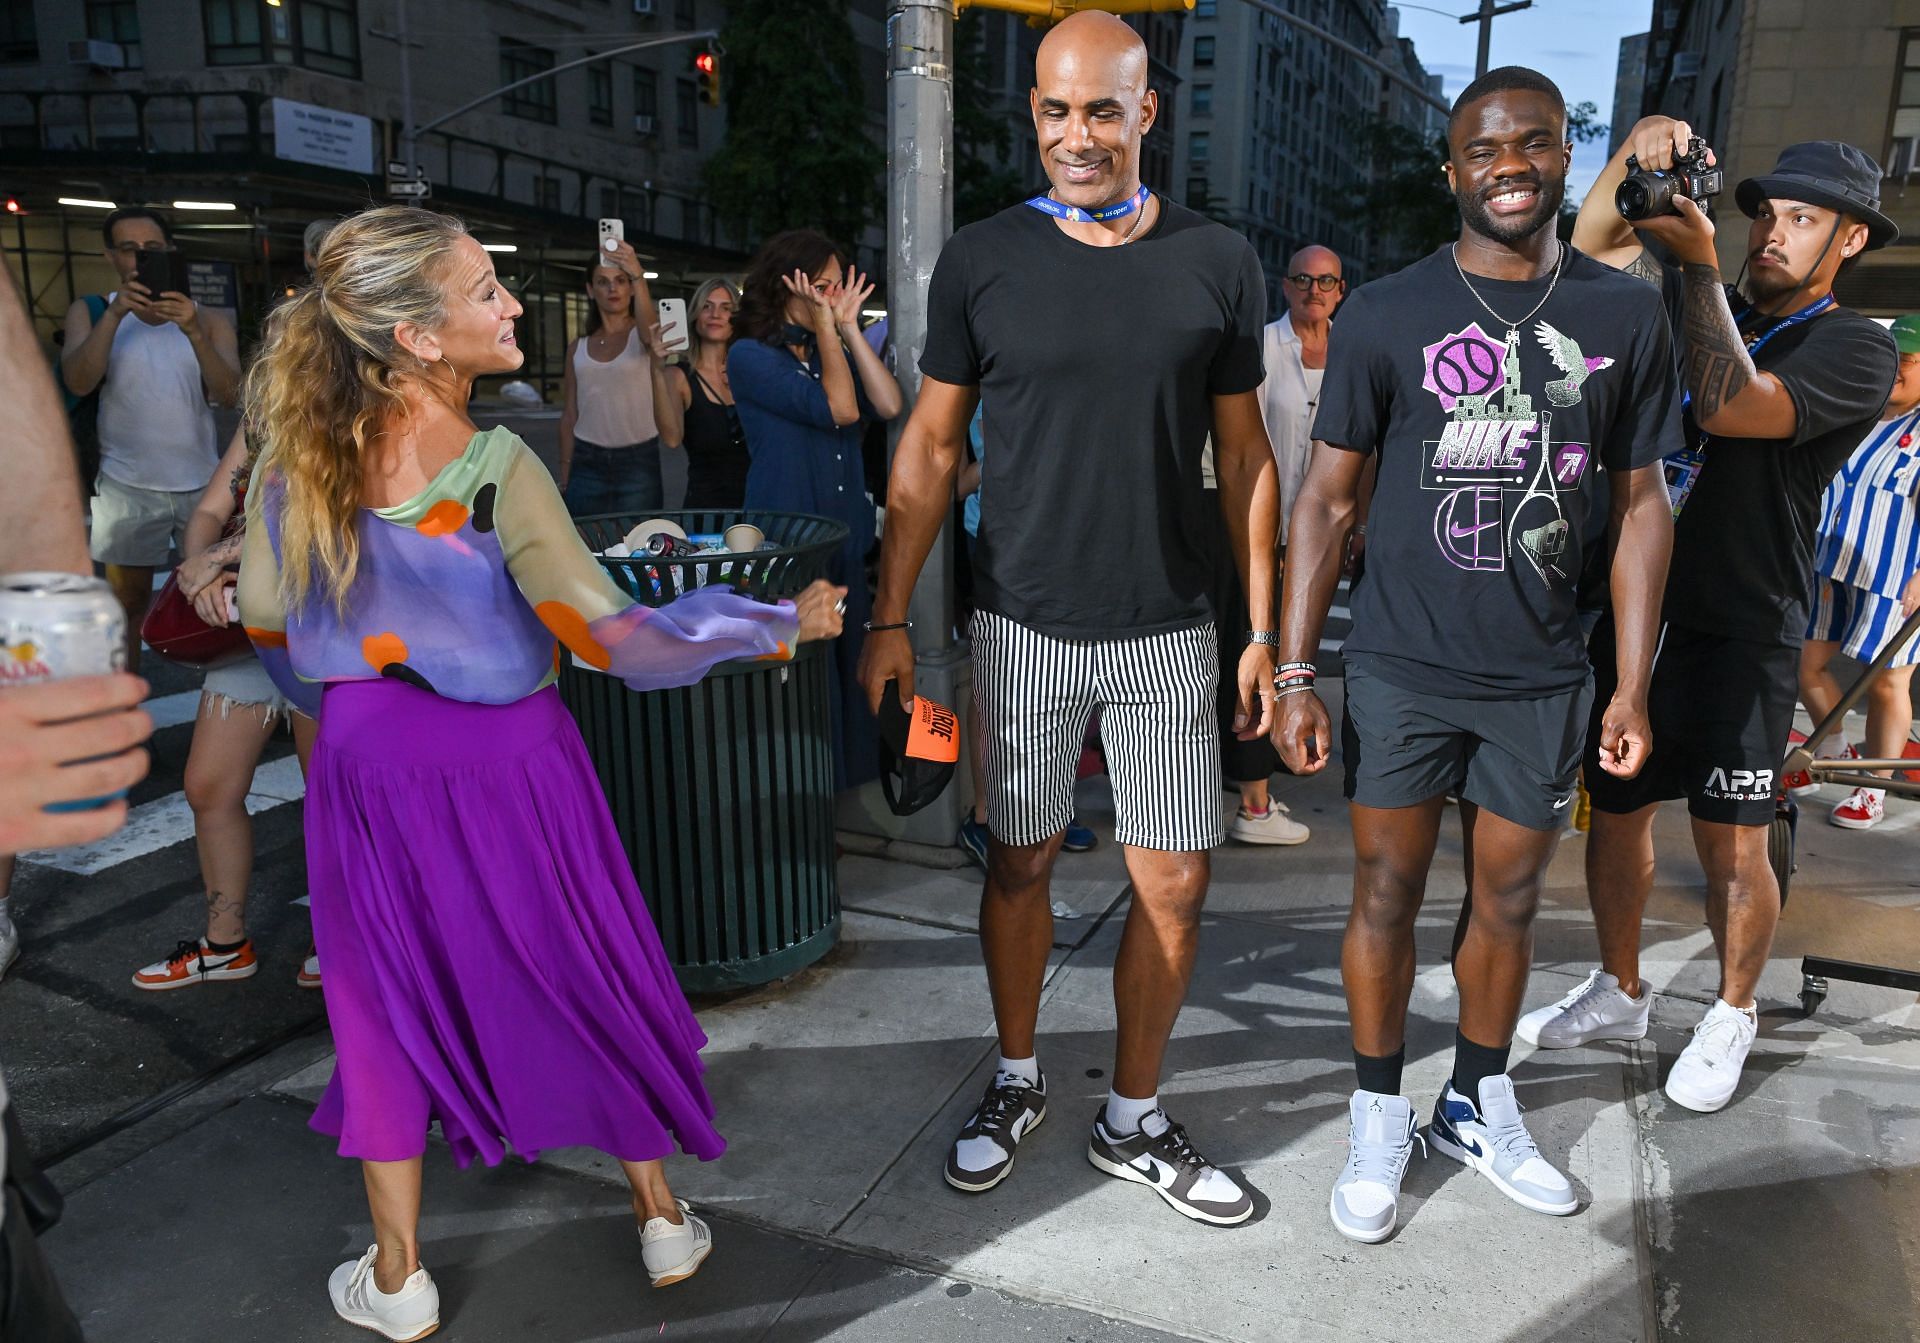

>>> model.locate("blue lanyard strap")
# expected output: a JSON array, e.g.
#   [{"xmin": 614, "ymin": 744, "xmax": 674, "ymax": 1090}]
[
  {"xmin": 1683, "ymin": 292, "xmax": 1836, "ymax": 413},
  {"xmin": 1025, "ymin": 185, "xmax": 1150, "ymax": 225}
]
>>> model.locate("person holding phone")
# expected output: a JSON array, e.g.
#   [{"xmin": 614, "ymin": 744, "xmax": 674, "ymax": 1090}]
[
  {"xmin": 61, "ymin": 205, "xmax": 241, "ymax": 673},
  {"xmin": 557, "ymin": 230, "xmax": 683, "ymax": 516},
  {"xmin": 666, "ymin": 278, "xmax": 752, "ymax": 510}
]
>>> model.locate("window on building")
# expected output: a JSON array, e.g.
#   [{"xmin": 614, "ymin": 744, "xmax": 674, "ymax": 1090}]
[
  {"xmin": 1189, "ymin": 131, "xmax": 1209, "ymax": 164},
  {"xmin": 536, "ymin": 175, "xmax": 562, "ymax": 212},
  {"xmin": 1, "ymin": 0, "xmax": 38, "ymax": 64},
  {"xmin": 1194, "ymin": 0, "xmax": 1215, "ymax": 16},
  {"xmin": 676, "ymin": 78, "xmax": 699, "ymax": 146},
  {"xmin": 296, "ymin": 0, "xmax": 359, "ymax": 78},
  {"xmin": 501, "ymin": 38, "xmax": 558, "ymax": 124},
  {"xmin": 634, "ymin": 66, "xmax": 659, "ymax": 119},
  {"xmin": 588, "ymin": 60, "xmax": 613, "ymax": 126},
  {"xmin": 203, "ymin": 0, "xmax": 358, "ymax": 77},
  {"xmin": 1193, "ymin": 35, "xmax": 1214, "ymax": 66},
  {"xmin": 87, "ymin": 0, "xmax": 141, "ymax": 68},
  {"xmin": 1190, "ymin": 83, "xmax": 1212, "ymax": 116},
  {"xmin": 1893, "ymin": 31, "xmax": 1920, "ymax": 149},
  {"xmin": 674, "ymin": 0, "xmax": 696, "ymax": 30},
  {"xmin": 1187, "ymin": 176, "xmax": 1209, "ymax": 208}
]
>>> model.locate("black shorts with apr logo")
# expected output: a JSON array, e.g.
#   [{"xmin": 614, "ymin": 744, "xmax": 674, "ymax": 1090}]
[{"xmin": 1584, "ymin": 617, "xmax": 1796, "ymax": 827}]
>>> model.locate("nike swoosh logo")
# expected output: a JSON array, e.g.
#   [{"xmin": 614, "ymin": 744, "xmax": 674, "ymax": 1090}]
[
  {"xmin": 1458, "ymin": 1135, "xmax": 1485, "ymax": 1158},
  {"xmin": 1131, "ymin": 1155, "xmax": 1168, "ymax": 1187},
  {"xmin": 1553, "ymin": 795, "xmax": 1573, "ymax": 809},
  {"xmin": 1449, "ymin": 519, "xmax": 1500, "ymax": 539}
]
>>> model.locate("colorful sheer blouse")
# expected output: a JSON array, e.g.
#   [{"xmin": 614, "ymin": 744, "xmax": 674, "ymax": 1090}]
[{"xmin": 237, "ymin": 426, "xmax": 798, "ymax": 718}]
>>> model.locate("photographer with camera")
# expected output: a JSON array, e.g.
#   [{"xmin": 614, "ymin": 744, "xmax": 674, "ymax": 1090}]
[
  {"xmin": 61, "ymin": 206, "xmax": 240, "ymax": 673},
  {"xmin": 1529, "ymin": 123, "xmax": 1900, "ymax": 1114}
]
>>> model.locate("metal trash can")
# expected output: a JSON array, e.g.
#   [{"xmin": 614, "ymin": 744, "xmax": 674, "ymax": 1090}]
[{"xmin": 561, "ymin": 510, "xmax": 849, "ymax": 993}]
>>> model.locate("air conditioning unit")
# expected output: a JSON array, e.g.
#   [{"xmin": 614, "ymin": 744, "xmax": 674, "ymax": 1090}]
[
  {"xmin": 633, "ymin": 114, "xmax": 656, "ymax": 135},
  {"xmin": 68, "ymin": 38, "xmax": 127, "ymax": 70},
  {"xmin": 633, "ymin": 0, "xmax": 655, "ymax": 12},
  {"xmin": 1672, "ymin": 52, "xmax": 1702, "ymax": 79}
]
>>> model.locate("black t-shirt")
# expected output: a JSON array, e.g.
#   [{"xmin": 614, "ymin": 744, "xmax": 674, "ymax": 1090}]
[
  {"xmin": 1655, "ymin": 268, "xmax": 1898, "ymax": 647},
  {"xmin": 1312, "ymin": 245, "xmax": 1682, "ymax": 698},
  {"xmin": 919, "ymin": 195, "xmax": 1266, "ymax": 638}
]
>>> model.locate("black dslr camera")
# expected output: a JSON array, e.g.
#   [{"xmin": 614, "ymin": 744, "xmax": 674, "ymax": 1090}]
[{"xmin": 1615, "ymin": 137, "xmax": 1723, "ymax": 222}]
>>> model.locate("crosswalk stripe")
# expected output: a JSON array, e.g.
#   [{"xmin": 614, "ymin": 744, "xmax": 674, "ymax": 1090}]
[
  {"xmin": 21, "ymin": 756, "xmax": 305, "ymax": 876},
  {"xmin": 145, "ymin": 690, "xmax": 202, "ymax": 730}
]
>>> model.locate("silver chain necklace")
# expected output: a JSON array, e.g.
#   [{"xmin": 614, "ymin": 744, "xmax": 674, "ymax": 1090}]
[{"xmin": 1451, "ymin": 240, "xmax": 1564, "ymax": 341}]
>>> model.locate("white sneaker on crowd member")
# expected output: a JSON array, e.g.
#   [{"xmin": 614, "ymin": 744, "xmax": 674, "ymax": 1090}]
[
  {"xmin": 1427, "ymin": 1075, "xmax": 1577, "ymax": 1216},
  {"xmin": 640, "ymin": 1199, "xmax": 713, "ymax": 1287},
  {"xmin": 1786, "ymin": 740, "xmax": 1855, "ymax": 796},
  {"xmin": 1516, "ymin": 968, "xmax": 1650, "ymax": 1048},
  {"xmin": 1329, "ymin": 1090, "xmax": 1422, "ymax": 1243},
  {"xmin": 1086, "ymin": 1102, "xmax": 1253, "ymax": 1225},
  {"xmin": 298, "ymin": 949, "xmax": 323, "ymax": 989},
  {"xmin": 945, "ymin": 1062, "xmax": 1047, "ymax": 1193},
  {"xmin": 327, "ymin": 1244, "xmax": 440, "ymax": 1341},
  {"xmin": 1664, "ymin": 999, "xmax": 1759, "ymax": 1114},
  {"xmin": 1228, "ymin": 799, "xmax": 1311, "ymax": 846},
  {"xmin": 1829, "ymin": 786, "xmax": 1885, "ymax": 830}
]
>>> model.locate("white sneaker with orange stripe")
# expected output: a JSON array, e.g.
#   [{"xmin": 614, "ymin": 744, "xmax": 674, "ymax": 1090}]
[
  {"xmin": 297, "ymin": 949, "xmax": 323, "ymax": 989},
  {"xmin": 131, "ymin": 937, "xmax": 258, "ymax": 991}
]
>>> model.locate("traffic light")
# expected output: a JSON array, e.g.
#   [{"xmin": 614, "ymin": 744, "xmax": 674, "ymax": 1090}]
[{"xmin": 694, "ymin": 50, "xmax": 720, "ymax": 107}]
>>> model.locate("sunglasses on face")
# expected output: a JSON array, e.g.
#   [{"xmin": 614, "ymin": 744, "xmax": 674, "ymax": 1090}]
[{"xmin": 1285, "ymin": 273, "xmax": 1343, "ymax": 293}]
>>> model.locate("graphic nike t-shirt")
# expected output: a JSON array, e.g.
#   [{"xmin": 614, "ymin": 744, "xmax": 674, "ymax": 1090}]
[{"xmin": 1312, "ymin": 245, "xmax": 1682, "ymax": 699}]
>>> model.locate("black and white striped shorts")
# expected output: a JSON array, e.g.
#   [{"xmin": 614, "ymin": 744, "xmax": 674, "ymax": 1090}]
[{"xmin": 970, "ymin": 610, "xmax": 1223, "ymax": 852}]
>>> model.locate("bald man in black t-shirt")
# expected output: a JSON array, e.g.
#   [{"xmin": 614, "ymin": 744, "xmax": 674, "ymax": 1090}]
[{"xmin": 858, "ymin": 11, "xmax": 1280, "ymax": 1228}]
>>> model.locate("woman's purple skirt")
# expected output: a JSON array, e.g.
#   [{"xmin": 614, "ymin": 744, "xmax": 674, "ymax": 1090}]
[{"xmin": 305, "ymin": 679, "xmax": 724, "ymax": 1168}]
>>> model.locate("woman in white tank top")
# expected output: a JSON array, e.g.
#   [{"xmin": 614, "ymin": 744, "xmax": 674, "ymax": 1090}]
[{"xmin": 558, "ymin": 241, "xmax": 684, "ymax": 516}]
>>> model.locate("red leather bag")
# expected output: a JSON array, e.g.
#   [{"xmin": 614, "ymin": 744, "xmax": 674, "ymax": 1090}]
[{"xmin": 141, "ymin": 568, "xmax": 252, "ymax": 668}]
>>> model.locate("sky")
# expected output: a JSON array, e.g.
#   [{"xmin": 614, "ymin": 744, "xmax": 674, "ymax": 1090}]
[{"xmin": 1389, "ymin": 0, "xmax": 1651, "ymax": 204}]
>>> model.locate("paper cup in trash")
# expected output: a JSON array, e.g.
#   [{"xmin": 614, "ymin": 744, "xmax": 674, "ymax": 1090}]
[{"xmin": 724, "ymin": 523, "xmax": 766, "ymax": 553}]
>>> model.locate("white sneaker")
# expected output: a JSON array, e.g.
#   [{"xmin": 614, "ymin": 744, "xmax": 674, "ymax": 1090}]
[
  {"xmin": 1516, "ymin": 969, "xmax": 1650, "ymax": 1048},
  {"xmin": 1664, "ymin": 999, "xmax": 1758, "ymax": 1113},
  {"xmin": 1228, "ymin": 800, "xmax": 1310, "ymax": 846},
  {"xmin": 1329, "ymin": 1090, "xmax": 1423, "ymax": 1243},
  {"xmin": 641, "ymin": 1199, "xmax": 713, "ymax": 1286},
  {"xmin": 1428, "ymin": 1075, "xmax": 1577, "ymax": 1216},
  {"xmin": 327, "ymin": 1245, "xmax": 440, "ymax": 1341}
]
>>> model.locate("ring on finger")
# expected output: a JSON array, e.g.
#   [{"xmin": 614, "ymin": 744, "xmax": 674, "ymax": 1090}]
[{"xmin": 834, "ymin": 598, "xmax": 847, "ymax": 615}]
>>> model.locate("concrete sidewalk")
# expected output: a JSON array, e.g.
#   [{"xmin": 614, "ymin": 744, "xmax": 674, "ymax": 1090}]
[{"xmin": 39, "ymin": 700, "xmax": 1920, "ymax": 1341}]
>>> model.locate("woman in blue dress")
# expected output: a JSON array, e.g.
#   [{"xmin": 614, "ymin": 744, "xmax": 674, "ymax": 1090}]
[{"xmin": 728, "ymin": 231, "xmax": 902, "ymax": 788}]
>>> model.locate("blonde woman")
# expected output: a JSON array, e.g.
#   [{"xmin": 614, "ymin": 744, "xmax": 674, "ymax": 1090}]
[{"xmin": 238, "ymin": 206, "xmax": 843, "ymax": 1338}]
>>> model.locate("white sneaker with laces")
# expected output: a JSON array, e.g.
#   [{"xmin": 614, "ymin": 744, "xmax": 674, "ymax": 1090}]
[
  {"xmin": 1428, "ymin": 1075, "xmax": 1577, "ymax": 1216},
  {"xmin": 1516, "ymin": 968, "xmax": 1650, "ymax": 1048},
  {"xmin": 1829, "ymin": 787, "xmax": 1886, "ymax": 830},
  {"xmin": 327, "ymin": 1244, "xmax": 439, "ymax": 1341},
  {"xmin": 1664, "ymin": 998, "xmax": 1758, "ymax": 1113},
  {"xmin": 1328, "ymin": 1090, "xmax": 1423, "ymax": 1243},
  {"xmin": 1228, "ymin": 800, "xmax": 1310, "ymax": 846},
  {"xmin": 641, "ymin": 1198, "xmax": 713, "ymax": 1286}
]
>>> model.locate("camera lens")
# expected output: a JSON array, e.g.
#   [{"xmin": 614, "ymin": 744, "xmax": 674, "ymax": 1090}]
[
  {"xmin": 1615, "ymin": 172, "xmax": 1678, "ymax": 222},
  {"xmin": 1616, "ymin": 179, "xmax": 1653, "ymax": 221}
]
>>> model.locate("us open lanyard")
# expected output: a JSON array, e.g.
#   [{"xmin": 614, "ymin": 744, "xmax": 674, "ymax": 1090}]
[
  {"xmin": 1024, "ymin": 185, "xmax": 1150, "ymax": 225},
  {"xmin": 1664, "ymin": 292, "xmax": 1838, "ymax": 517}
]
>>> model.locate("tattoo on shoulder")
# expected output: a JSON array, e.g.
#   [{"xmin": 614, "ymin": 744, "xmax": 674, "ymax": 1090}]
[
  {"xmin": 1679, "ymin": 262, "xmax": 1753, "ymax": 422},
  {"xmin": 1623, "ymin": 249, "xmax": 1664, "ymax": 289}
]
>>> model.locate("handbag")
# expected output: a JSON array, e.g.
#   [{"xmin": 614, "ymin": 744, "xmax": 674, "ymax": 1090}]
[{"xmin": 140, "ymin": 515, "xmax": 253, "ymax": 669}]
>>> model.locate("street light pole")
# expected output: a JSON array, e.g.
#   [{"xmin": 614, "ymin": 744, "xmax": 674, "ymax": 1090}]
[
  {"xmin": 397, "ymin": 0, "xmax": 416, "ymax": 177},
  {"xmin": 1459, "ymin": 0, "xmax": 1533, "ymax": 81}
]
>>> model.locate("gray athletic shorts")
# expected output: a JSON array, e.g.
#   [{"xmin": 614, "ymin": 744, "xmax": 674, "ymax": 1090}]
[
  {"xmin": 89, "ymin": 472, "xmax": 199, "ymax": 568},
  {"xmin": 971, "ymin": 609, "xmax": 1223, "ymax": 852},
  {"xmin": 1341, "ymin": 655, "xmax": 1592, "ymax": 832}
]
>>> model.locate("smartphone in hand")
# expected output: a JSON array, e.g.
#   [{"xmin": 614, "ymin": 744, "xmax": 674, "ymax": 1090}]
[
  {"xmin": 597, "ymin": 217, "xmax": 624, "ymax": 255},
  {"xmin": 133, "ymin": 248, "xmax": 187, "ymax": 298},
  {"xmin": 657, "ymin": 298, "xmax": 689, "ymax": 355}
]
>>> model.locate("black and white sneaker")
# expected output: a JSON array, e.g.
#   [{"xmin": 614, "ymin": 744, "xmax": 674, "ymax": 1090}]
[
  {"xmin": 944, "ymin": 1070, "xmax": 1047, "ymax": 1193},
  {"xmin": 1086, "ymin": 1108, "xmax": 1253, "ymax": 1226}
]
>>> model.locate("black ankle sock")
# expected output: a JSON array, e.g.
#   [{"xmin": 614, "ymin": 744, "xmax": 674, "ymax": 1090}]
[
  {"xmin": 205, "ymin": 935, "xmax": 247, "ymax": 954},
  {"xmin": 1353, "ymin": 1045, "xmax": 1405, "ymax": 1096},
  {"xmin": 1451, "ymin": 1030, "xmax": 1510, "ymax": 1101}
]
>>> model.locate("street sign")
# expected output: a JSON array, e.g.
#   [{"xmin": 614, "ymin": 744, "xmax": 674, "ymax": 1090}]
[{"xmin": 386, "ymin": 178, "xmax": 432, "ymax": 199}]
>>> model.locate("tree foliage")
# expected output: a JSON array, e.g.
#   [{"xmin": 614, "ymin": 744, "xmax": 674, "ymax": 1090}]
[
  {"xmin": 704, "ymin": 0, "xmax": 885, "ymax": 248},
  {"xmin": 953, "ymin": 12, "xmax": 1028, "ymax": 227}
]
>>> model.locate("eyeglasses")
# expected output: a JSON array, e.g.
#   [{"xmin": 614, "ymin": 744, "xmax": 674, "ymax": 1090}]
[
  {"xmin": 110, "ymin": 242, "xmax": 176, "ymax": 256},
  {"xmin": 1285, "ymin": 273, "xmax": 1344, "ymax": 292}
]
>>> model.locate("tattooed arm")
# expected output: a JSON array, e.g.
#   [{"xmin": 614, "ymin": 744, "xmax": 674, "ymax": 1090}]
[
  {"xmin": 1574, "ymin": 116, "xmax": 1710, "ymax": 279},
  {"xmin": 1670, "ymin": 241, "xmax": 1799, "ymax": 441}
]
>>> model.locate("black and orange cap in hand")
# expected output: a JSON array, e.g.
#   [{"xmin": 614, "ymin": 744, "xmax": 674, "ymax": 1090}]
[{"xmin": 876, "ymin": 679, "xmax": 959, "ymax": 817}]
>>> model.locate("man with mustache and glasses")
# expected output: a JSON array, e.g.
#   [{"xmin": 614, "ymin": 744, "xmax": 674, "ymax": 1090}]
[
  {"xmin": 860, "ymin": 9, "xmax": 1279, "ymax": 1227},
  {"xmin": 1530, "ymin": 125, "xmax": 1900, "ymax": 1115},
  {"xmin": 1276, "ymin": 67, "xmax": 1680, "ymax": 1243}
]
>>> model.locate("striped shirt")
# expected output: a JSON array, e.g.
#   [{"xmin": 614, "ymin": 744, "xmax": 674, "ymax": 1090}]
[{"xmin": 1815, "ymin": 408, "xmax": 1920, "ymax": 598}]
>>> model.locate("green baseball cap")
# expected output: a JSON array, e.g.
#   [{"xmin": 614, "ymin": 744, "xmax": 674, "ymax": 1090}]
[{"xmin": 1893, "ymin": 314, "xmax": 1920, "ymax": 355}]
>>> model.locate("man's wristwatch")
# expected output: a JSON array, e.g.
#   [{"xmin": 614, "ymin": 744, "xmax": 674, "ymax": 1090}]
[{"xmin": 1245, "ymin": 630, "xmax": 1281, "ymax": 647}]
